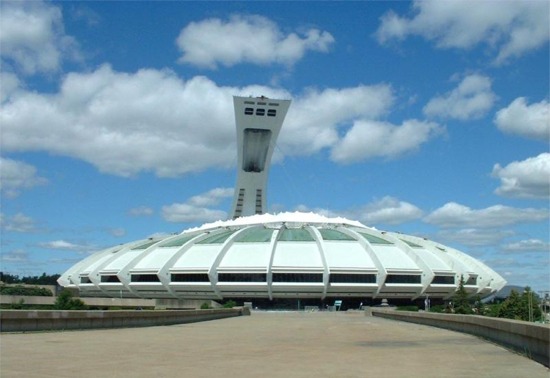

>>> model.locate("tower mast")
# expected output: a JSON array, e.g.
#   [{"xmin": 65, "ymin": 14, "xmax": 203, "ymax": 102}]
[{"xmin": 230, "ymin": 96, "xmax": 291, "ymax": 218}]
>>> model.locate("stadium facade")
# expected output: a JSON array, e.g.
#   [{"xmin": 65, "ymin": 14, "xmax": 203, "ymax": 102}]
[{"xmin": 58, "ymin": 96, "xmax": 506, "ymax": 307}]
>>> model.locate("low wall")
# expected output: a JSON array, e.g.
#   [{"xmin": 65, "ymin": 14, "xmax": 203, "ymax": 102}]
[
  {"xmin": 0, "ymin": 307, "xmax": 250, "ymax": 332},
  {"xmin": 371, "ymin": 308, "xmax": 550, "ymax": 367},
  {"xmin": 1, "ymin": 295, "xmax": 156, "ymax": 308}
]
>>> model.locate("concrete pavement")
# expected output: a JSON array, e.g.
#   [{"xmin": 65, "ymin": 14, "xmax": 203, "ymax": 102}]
[{"xmin": 1, "ymin": 311, "xmax": 548, "ymax": 378}]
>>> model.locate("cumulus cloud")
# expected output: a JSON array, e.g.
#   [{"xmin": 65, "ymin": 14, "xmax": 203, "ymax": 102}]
[
  {"xmin": 424, "ymin": 202, "xmax": 549, "ymax": 228},
  {"xmin": 282, "ymin": 84, "xmax": 395, "ymax": 157},
  {"xmin": 294, "ymin": 197, "xmax": 423, "ymax": 226},
  {"xmin": 2, "ymin": 64, "xmax": 400, "ymax": 177},
  {"xmin": 0, "ymin": 157, "xmax": 48, "ymax": 198},
  {"xmin": 352, "ymin": 196, "xmax": 423, "ymax": 225},
  {"xmin": 39, "ymin": 240, "xmax": 93, "ymax": 253},
  {"xmin": 423, "ymin": 74, "xmax": 496, "ymax": 120},
  {"xmin": 331, "ymin": 119, "xmax": 444, "ymax": 163},
  {"xmin": 0, "ymin": 0, "xmax": 79, "ymax": 74},
  {"xmin": 176, "ymin": 14, "xmax": 334, "ymax": 69},
  {"xmin": 162, "ymin": 187, "xmax": 233, "ymax": 223},
  {"xmin": 128, "ymin": 206, "xmax": 154, "ymax": 217},
  {"xmin": 0, "ymin": 71, "xmax": 21, "ymax": 103},
  {"xmin": 0, "ymin": 212, "xmax": 38, "ymax": 233},
  {"xmin": 376, "ymin": 0, "xmax": 549, "ymax": 64},
  {"xmin": 0, "ymin": 249, "xmax": 29, "ymax": 263},
  {"xmin": 494, "ymin": 97, "xmax": 550, "ymax": 141},
  {"xmin": 437, "ymin": 228, "xmax": 515, "ymax": 247},
  {"xmin": 502, "ymin": 239, "xmax": 550, "ymax": 253},
  {"xmin": 492, "ymin": 153, "xmax": 550, "ymax": 199}
]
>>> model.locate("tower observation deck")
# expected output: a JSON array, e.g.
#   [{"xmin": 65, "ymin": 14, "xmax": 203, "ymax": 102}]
[{"xmin": 230, "ymin": 96, "xmax": 291, "ymax": 218}]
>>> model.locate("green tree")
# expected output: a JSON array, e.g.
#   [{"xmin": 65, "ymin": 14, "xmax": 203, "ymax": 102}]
[
  {"xmin": 497, "ymin": 287, "xmax": 541, "ymax": 321},
  {"xmin": 54, "ymin": 289, "xmax": 87, "ymax": 310},
  {"xmin": 453, "ymin": 275, "xmax": 473, "ymax": 314}
]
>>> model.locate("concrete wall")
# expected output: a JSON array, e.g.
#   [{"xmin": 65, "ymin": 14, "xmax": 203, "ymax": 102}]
[
  {"xmin": 1, "ymin": 295, "xmax": 156, "ymax": 308},
  {"xmin": 0, "ymin": 308, "xmax": 250, "ymax": 332},
  {"xmin": 371, "ymin": 308, "xmax": 550, "ymax": 367}
]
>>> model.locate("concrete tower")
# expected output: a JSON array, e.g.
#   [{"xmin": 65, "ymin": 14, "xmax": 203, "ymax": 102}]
[{"xmin": 230, "ymin": 96, "xmax": 291, "ymax": 218}]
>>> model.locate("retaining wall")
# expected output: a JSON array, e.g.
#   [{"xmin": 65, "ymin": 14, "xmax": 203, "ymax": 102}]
[
  {"xmin": 371, "ymin": 308, "xmax": 550, "ymax": 367},
  {"xmin": 0, "ymin": 307, "xmax": 249, "ymax": 332}
]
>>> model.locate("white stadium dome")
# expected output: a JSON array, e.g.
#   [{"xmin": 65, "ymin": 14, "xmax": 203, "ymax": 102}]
[{"xmin": 58, "ymin": 96, "xmax": 506, "ymax": 307}]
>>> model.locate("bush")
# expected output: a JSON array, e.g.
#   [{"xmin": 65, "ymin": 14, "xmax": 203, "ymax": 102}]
[
  {"xmin": 0, "ymin": 285, "xmax": 53, "ymax": 296},
  {"xmin": 54, "ymin": 289, "xmax": 87, "ymax": 310},
  {"xmin": 223, "ymin": 300, "xmax": 237, "ymax": 308},
  {"xmin": 200, "ymin": 302, "xmax": 211, "ymax": 310}
]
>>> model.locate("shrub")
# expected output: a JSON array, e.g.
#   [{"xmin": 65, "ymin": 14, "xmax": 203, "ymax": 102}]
[
  {"xmin": 0, "ymin": 285, "xmax": 53, "ymax": 296},
  {"xmin": 200, "ymin": 302, "xmax": 211, "ymax": 310},
  {"xmin": 223, "ymin": 300, "xmax": 237, "ymax": 308},
  {"xmin": 54, "ymin": 289, "xmax": 87, "ymax": 310}
]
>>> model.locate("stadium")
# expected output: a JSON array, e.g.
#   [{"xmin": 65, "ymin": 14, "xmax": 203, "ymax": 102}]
[{"xmin": 58, "ymin": 96, "xmax": 506, "ymax": 308}]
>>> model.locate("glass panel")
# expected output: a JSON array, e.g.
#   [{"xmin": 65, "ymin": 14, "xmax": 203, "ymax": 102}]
[
  {"xmin": 131, "ymin": 274, "xmax": 160, "ymax": 282},
  {"xmin": 160, "ymin": 234, "xmax": 195, "ymax": 248},
  {"xmin": 318, "ymin": 229, "xmax": 355, "ymax": 241},
  {"xmin": 132, "ymin": 240, "xmax": 160, "ymax": 250},
  {"xmin": 385, "ymin": 275, "xmax": 421, "ymax": 284},
  {"xmin": 171, "ymin": 273, "xmax": 210, "ymax": 282},
  {"xmin": 358, "ymin": 232, "xmax": 393, "ymax": 245},
  {"xmin": 432, "ymin": 276, "xmax": 455, "ymax": 284},
  {"xmin": 329, "ymin": 274, "xmax": 376, "ymax": 283},
  {"xmin": 234, "ymin": 228, "xmax": 274, "ymax": 243},
  {"xmin": 278, "ymin": 228, "xmax": 315, "ymax": 241},
  {"xmin": 196, "ymin": 230, "xmax": 236, "ymax": 244},
  {"xmin": 218, "ymin": 273, "xmax": 266, "ymax": 282},
  {"xmin": 272, "ymin": 273, "xmax": 322, "ymax": 282},
  {"xmin": 400, "ymin": 239, "xmax": 423, "ymax": 248}
]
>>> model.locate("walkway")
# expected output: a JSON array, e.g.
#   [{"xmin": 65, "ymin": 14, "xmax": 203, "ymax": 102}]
[{"xmin": 1, "ymin": 311, "xmax": 548, "ymax": 377}]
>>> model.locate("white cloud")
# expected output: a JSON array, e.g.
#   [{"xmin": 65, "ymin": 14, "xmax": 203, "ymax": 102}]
[
  {"xmin": 502, "ymin": 239, "xmax": 550, "ymax": 253},
  {"xmin": 294, "ymin": 197, "xmax": 423, "ymax": 226},
  {"xmin": 128, "ymin": 206, "xmax": 154, "ymax": 217},
  {"xmin": 352, "ymin": 196, "xmax": 423, "ymax": 225},
  {"xmin": 423, "ymin": 74, "xmax": 496, "ymax": 120},
  {"xmin": 331, "ymin": 119, "xmax": 444, "ymax": 163},
  {"xmin": 281, "ymin": 84, "xmax": 395, "ymax": 157},
  {"xmin": 162, "ymin": 187, "xmax": 233, "ymax": 223},
  {"xmin": 39, "ymin": 240, "xmax": 92, "ymax": 253},
  {"xmin": 0, "ymin": 71, "xmax": 21, "ymax": 103},
  {"xmin": 176, "ymin": 14, "xmax": 334, "ymax": 69},
  {"xmin": 0, "ymin": 212, "xmax": 38, "ymax": 233},
  {"xmin": 492, "ymin": 153, "xmax": 550, "ymax": 199},
  {"xmin": 0, "ymin": 249, "xmax": 29, "ymax": 263},
  {"xmin": 424, "ymin": 202, "xmax": 549, "ymax": 228},
  {"xmin": 437, "ymin": 228, "xmax": 515, "ymax": 247},
  {"xmin": 2, "ymin": 64, "xmax": 400, "ymax": 177},
  {"xmin": 0, "ymin": 0, "xmax": 79, "ymax": 74},
  {"xmin": 376, "ymin": 0, "xmax": 549, "ymax": 64},
  {"xmin": 494, "ymin": 97, "xmax": 550, "ymax": 141},
  {"xmin": 0, "ymin": 157, "xmax": 47, "ymax": 198}
]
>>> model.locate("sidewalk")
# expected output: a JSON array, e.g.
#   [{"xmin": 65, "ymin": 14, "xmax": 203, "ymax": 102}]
[{"xmin": 1, "ymin": 311, "xmax": 548, "ymax": 377}]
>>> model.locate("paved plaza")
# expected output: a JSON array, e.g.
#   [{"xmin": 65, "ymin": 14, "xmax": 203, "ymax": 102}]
[{"xmin": 1, "ymin": 311, "xmax": 548, "ymax": 377}]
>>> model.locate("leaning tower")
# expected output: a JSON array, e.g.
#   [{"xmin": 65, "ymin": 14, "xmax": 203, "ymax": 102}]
[{"xmin": 230, "ymin": 96, "xmax": 291, "ymax": 218}]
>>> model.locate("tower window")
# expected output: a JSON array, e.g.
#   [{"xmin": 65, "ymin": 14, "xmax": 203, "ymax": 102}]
[
  {"xmin": 256, "ymin": 108, "xmax": 265, "ymax": 116},
  {"xmin": 267, "ymin": 109, "xmax": 276, "ymax": 117},
  {"xmin": 244, "ymin": 108, "xmax": 254, "ymax": 115}
]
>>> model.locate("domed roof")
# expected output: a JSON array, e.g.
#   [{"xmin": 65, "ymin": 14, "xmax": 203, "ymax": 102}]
[{"xmin": 58, "ymin": 211, "xmax": 506, "ymax": 301}]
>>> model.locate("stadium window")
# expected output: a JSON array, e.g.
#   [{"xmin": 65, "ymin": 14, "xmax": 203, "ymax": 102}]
[
  {"xmin": 171, "ymin": 273, "xmax": 210, "ymax": 282},
  {"xmin": 80, "ymin": 276, "xmax": 92, "ymax": 284},
  {"xmin": 384, "ymin": 274, "xmax": 421, "ymax": 284},
  {"xmin": 218, "ymin": 273, "xmax": 267, "ymax": 282},
  {"xmin": 465, "ymin": 276, "xmax": 477, "ymax": 285},
  {"xmin": 272, "ymin": 273, "xmax": 323, "ymax": 283},
  {"xmin": 267, "ymin": 109, "xmax": 276, "ymax": 117},
  {"xmin": 131, "ymin": 274, "xmax": 160, "ymax": 282},
  {"xmin": 100, "ymin": 275, "xmax": 121, "ymax": 283},
  {"xmin": 329, "ymin": 274, "xmax": 376, "ymax": 284},
  {"xmin": 431, "ymin": 276, "xmax": 455, "ymax": 285},
  {"xmin": 244, "ymin": 107, "xmax": 254, "ymax": 115},
  {"xmin": 256, "ymin": 108, "xmax": 265, "ymax": 116}
]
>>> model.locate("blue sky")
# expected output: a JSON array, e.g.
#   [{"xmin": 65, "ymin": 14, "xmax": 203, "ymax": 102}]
[{"xmin": 1, "ymin": 1, "xmax": 548, "ymax": 293}]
